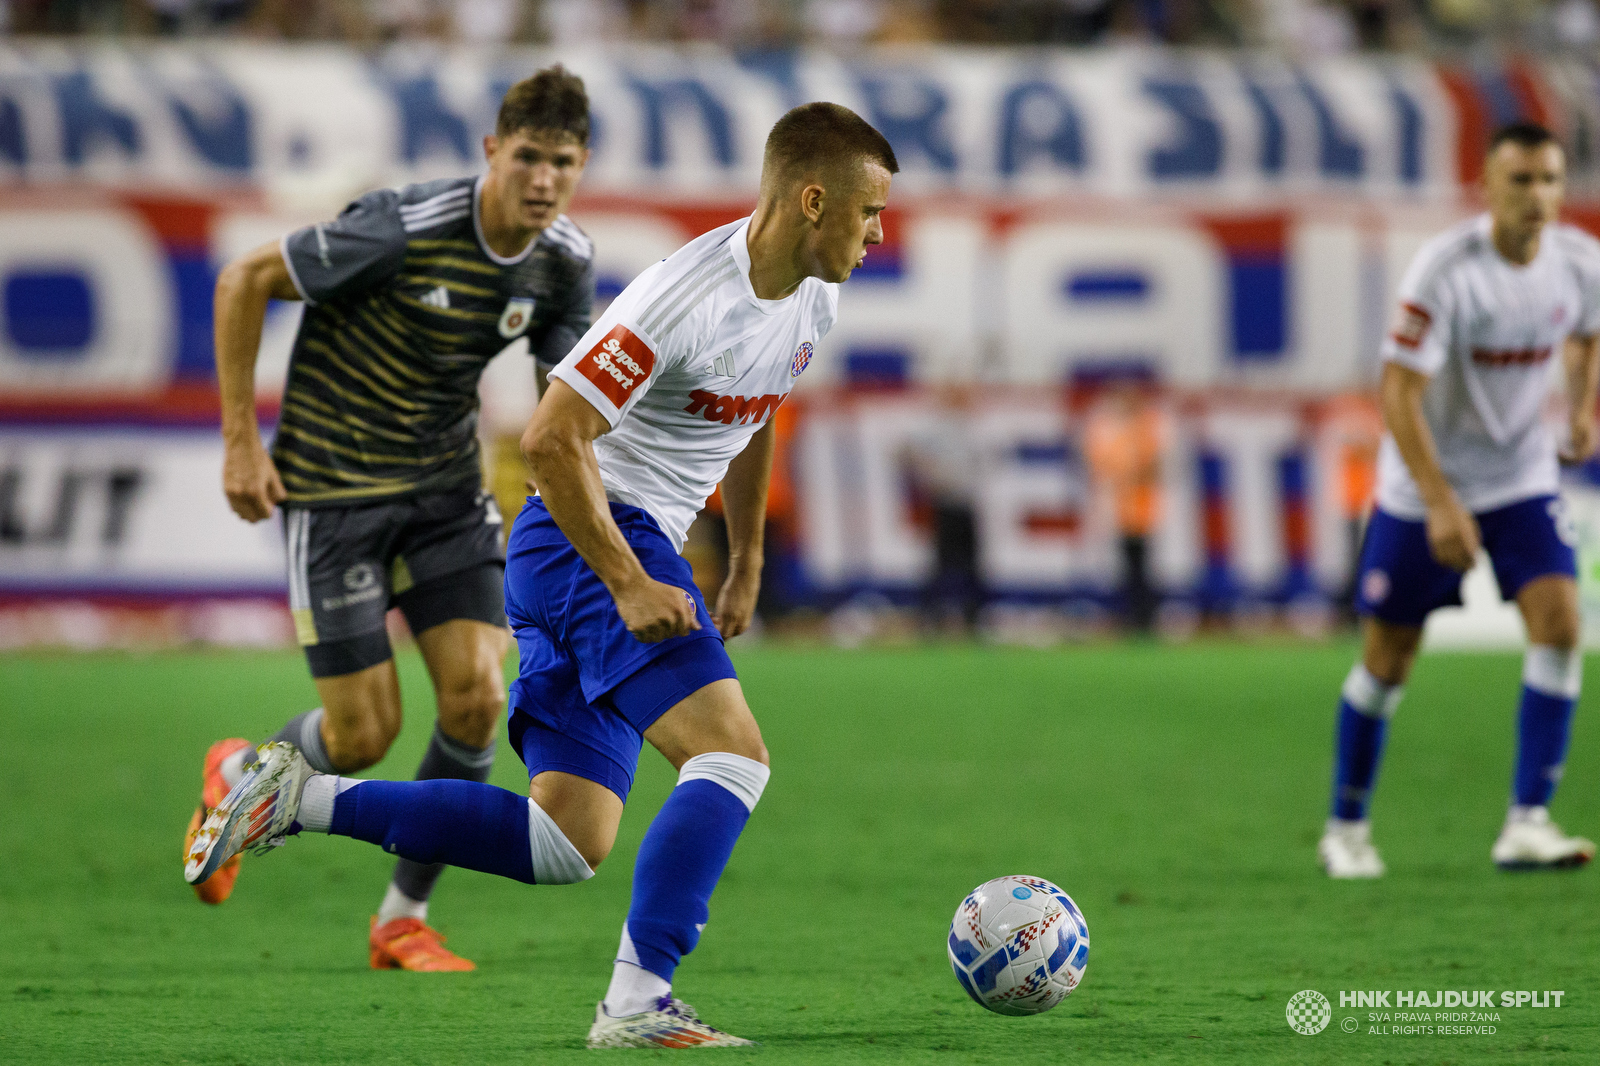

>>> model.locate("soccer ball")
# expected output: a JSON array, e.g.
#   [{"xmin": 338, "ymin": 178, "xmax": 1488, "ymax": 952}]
[{"xmin": 947, "ymin": 875, "xmax": 1090, "ymax": 1016}]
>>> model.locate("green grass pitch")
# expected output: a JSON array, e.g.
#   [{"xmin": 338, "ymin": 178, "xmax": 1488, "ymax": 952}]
[{"xmin": 2, "ymin": 643, "xmax": 1597, "ymax": 1064}]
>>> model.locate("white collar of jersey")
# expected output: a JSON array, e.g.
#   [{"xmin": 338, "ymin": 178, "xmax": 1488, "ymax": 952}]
[
  {"xmin": 728, "ymin": 217, "xmax": 800, "ymax": 315},
  {"xmin": 472, "ymin": 175, "xmax": 538, "ymax": 266}
]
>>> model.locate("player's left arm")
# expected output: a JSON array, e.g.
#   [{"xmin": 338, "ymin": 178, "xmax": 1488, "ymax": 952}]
[
  {"xmin": 533, "ymin": 258, "xmax": 596, "ymax": 402},
  {"xmin": 714, "ymin": 421, "xmax": 776, "ymax": 639},
  {"xmin": 1562, "ymin": 332, "xmax": 1600, "ymax": 463}
]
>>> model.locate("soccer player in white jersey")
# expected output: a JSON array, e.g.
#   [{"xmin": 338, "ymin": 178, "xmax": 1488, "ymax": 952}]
[
  {"xmin": 1319, "ymin": 123, "xmax": 1600, "ymax": 879},
  {"xmin": 185, "ymin": 102, "xmax": 897, "ymax": 1047}
]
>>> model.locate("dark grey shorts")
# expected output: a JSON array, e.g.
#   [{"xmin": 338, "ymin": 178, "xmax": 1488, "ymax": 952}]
[{"xmin": 283, "ymin": 488, "xmax": 507, "ymax": 678}]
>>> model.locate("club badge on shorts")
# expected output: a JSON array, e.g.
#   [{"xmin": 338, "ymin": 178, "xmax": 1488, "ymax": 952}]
[
  {"xmin": 790, "ymin": 341, "xmax": 814, "ymax": 378},
  {"xmin": 499, "ymin": 297, "xmax": 536, "ymax": 339}
]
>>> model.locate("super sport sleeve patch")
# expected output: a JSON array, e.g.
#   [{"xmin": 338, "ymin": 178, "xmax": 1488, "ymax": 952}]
[
  {"xmin": 570, "ymin": 325, "xmax": 656, "ymax": 413},
  {"xmin": 1389, "ymin": 302, "xmax": 1432, "ymax": 350}
]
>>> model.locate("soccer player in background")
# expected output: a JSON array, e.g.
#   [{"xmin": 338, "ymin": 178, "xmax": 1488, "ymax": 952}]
[
  {"xmin": 1318, "ymin": 123, "xmax": 1600, "ymax": 878},
  {"xmin": 187, "ymin": 67, "xmax": 596, "ymax": 970},
  {"xmin": 186, "ymin": 102, "xmax": 897, "ymax": 1047}
]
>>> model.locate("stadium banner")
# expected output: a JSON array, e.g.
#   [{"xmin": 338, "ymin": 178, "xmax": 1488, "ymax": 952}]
[
  {"xmin": 13, "ymin": 189, "xmax": 1600, "ymax": 395},
  {"xmin": 6, "ymin": 43, "xmax": 1600, "ymax": 646},
  {"xmin": 0, "ymin": 424, "xmax": 284, "ymax": 595},
  {"xmin": 0, "ymin": 44, "xmax": 1597, "ymax": 199}
]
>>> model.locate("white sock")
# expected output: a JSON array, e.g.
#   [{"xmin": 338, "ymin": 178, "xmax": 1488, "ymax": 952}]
[
  {"xmin": 676, "ymin": 752, "xmax": 770, "ymax": 812},
  {"xmin": 220, "ymin": 746, "xmax": 253, "ymax": 789},
  {"xmin": 1342, "ymin": 663, "xmax": 1403, "ymax": 719},
  {"xmin": 296, "ymin": 774, "xmax": 359, "ymax": 833},
  {"xmin": 603, "ymin": 926, "xmax": 671, "ymax": 1017},
  {"xmin": 377, "ymin": 881, "xmax": 429, "ymax": 925},
  {"xmin": 527, "ymin": 799, "xmax": 594, "ymax": 884}
]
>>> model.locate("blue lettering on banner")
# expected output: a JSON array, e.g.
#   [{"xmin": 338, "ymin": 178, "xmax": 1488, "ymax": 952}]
[
  {"xmin": 170, "ymin": 254, "xmax": 218, "ymax": 379},
  {"xmin": 0, "ymin": 94, "xmax": 24, "ymax": 166},
  {"xmin": 1277, "ymin": 450, "xmax": 1317, "ymax": 600},
  {"xmin": 997, "ymin": 80, "xmax": 1086, "ymax": 176},
  {"xmin": 4, "ymin": 271, "xmax": 95, "ymax": 355},
  {"xmin": 1197, "ymin": 450, "xmax": 1235, "ymax": 611},
  {"xmin": 844, "ymin": 348, "xmax": 910, "ymax": 386},
  {"xmin": 54, "ymin": 70, "xmax": 141, "ymax": 166},
  {"xmin": 1474, "ymin": 69, "xmax": 1527, "ymax": 128},
  {"xmin": 856, "ymin": 75, "xmax": 958, "ymax": 173},
  {"xmin": 382, "ymin": 73, "xmax": 472, "ymax": 164},
  {"xmin": 735, "ymin": 51, "xmax": 805, "ymax": 109},
  {"xmin": 1070, "ymin": 359, "xmax": 1158, "ymax": 386},
  {"xmin": 1296, "ymin": 75, "xmax": 1363, "ymax": 178},
  {"xmin": 1388, "ymin": 81, "xmax": 1423, "ymax": 185},
  {"xmin": 1241, "ymin": 78, "xmax": 1285, "ymax": 175},
  {"xmin": 1142, "ymin": 77, "xmax": 1221, "ymax": 179},
  {"xmin": 1015, "ymin": 441, "xmax": 1070, "ymax": 465},
  {"xmin": 1229, "ymin": 258, "xmax": 1287, "ymax": 358},
  {"xmin": 627, "ymin": 78, "xmax": 735, "ymax": 168},
  {"xmin": 851, "ymin": 243, "xmax": 903, "ymax": 281},
  {"xmin": 164, "ymin": 69, "xmax": 252, "ymax": 171},
  {"xmin": 1065, "ymin": 271, "xmax": 1148, "ymax": 301}
]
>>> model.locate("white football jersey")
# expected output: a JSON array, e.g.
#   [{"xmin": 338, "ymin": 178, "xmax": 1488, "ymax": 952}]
[
  {"xmin": 1377, "ymin": 214, "xmax": 1600, "ymax": 518},
  {"xmin": 548, "ymin": 218, "xmax": 838, "ymax": 549}
]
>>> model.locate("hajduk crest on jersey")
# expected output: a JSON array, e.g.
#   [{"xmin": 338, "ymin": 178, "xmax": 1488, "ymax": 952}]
[{"xmin": 790, "ymin": 341, "xmax": 813, "ymax": 378}]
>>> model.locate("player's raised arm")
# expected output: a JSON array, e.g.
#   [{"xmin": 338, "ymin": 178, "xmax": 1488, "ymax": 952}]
[
  {"xmin": 1380, "ymin": 362, "xmax": 1479, "ymax": 572},
  {"xmin": 520, "ymin": 380, "xmax": 699, "ymax": 642},
  {"xmin": 1562, "ymin": 332, "xmax": 1600, "ymax": 463},
  {"xmin": 713, "ymin": 420, "xmax": 775, "ymax": 639},
  {"xmin": 214, "ymin": 240, "xmax": 299, "ymax": 522}
]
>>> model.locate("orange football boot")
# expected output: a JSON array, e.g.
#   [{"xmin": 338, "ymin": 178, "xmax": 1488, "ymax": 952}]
[
  {"xmin": 369, "ymin": 916, "xmax": 477, "ymax": 972},
  {"xmin": 184, "ymin": 738, "xmax": 255, "ymax": 904}
]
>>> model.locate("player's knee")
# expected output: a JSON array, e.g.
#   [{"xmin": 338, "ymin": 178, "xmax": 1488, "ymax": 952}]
[
  {"xmin": 576, "ymin": 837, "xmax": 613, "ymax": 871},
  {"xmin": 323, "ymin": 717, "xmax": 399, "ymax": 771},
  {"xmin": 742, "ymin": 739, "xmax": 770, "ymax": 768},
  {"xmin": 438, "ymin": 672, "xmax": 506, "ymax": 735},
  {"xmin": 1537, "ymin": 618, "xmax": 1581, "ymax": 651},
  {"xmin": 1526, "ymin": 603, "xmax": 1581, "ymax": 650},
  {"xmin": 1361, "ymin": 624, "xmax": 1420, "ymax": 685}
]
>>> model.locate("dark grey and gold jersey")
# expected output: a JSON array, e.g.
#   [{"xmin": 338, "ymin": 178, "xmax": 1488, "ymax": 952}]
[{"xmin": 275, "ymin": 175, "xmax": 594, "ymax": 506}]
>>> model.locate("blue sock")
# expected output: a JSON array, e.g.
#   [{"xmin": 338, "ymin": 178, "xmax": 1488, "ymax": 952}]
[
  {"xmin": 1329, "ymin": 664, "xmax": 1400, "ymax": 821},
  {"xmin": 1514, "ymin": 645, "xmax": 1581, "ymax": 807},
  {"xmin": 329, "ymin": 779, "xmax": 535, "ymax": 884},
  {"xmin": 625, "ymin": 779, "xmax": 751, "ymax": 982},
  {"xmin": 1514, "ymin": 688, "xmax": 1574, "ymax": 805}
]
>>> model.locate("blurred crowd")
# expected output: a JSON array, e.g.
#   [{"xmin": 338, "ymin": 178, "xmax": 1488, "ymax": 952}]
[{"xmin": 7, "ymin": 0, "xmax": 1600, "ymax": 52}]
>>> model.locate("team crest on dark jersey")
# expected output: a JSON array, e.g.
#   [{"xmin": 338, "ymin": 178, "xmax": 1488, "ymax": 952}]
[
  {"xmin": 790, "ymin": 341, "xmax": 814, "ymax": 378},
  {"xmin": 499, "ymin": 297, "xmax": 536, "ymax": 338}
]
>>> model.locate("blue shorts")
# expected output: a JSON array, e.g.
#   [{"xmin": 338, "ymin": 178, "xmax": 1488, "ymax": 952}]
[
  {"xmin": 1356, "ymin": 494, "xmax": 1577, "ymax": 627},
  {"xmin": 503, "ymin": 498, "xmax": 737, "ymax": 804}
]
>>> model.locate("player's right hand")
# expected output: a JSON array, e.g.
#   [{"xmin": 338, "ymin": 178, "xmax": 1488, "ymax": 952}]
[
  {"xmin": 222, "ymin": 438, "xmax": 287, "ymax": 523},
  {"xmin": 1424, "ymin": 496, "xmax": 1480, "ymax": 573},
  {"xmin": 615, "ymin": 578, "xmax": 701, "ymax": 643}
]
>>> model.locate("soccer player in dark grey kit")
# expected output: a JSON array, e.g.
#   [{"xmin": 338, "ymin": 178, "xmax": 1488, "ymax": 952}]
[{"xmin": 185, "ymin": 66, "xmax": 596, "ymax": 971}]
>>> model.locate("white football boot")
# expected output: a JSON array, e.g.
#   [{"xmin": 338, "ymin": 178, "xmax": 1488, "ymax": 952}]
[
  {"xmin": 586, "ymin": 998, "xmax": 755, "ymax": 1049},
  {"xmin": 184, "ymin": 742, "xmax": 311, "ymax": 886},
  {"xmin": 1491, "ymin": 806, "xmax": 1596, "ymax": 871},
  {"xmin": 1318, "ymin": 819, "xmax": 1385, "ymax": 879}
]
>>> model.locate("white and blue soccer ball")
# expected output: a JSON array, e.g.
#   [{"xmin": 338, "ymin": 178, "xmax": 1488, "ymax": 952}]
[{"xmin": 947, "ymin": 875, "xmax": 1090, "ymax": 1016}]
